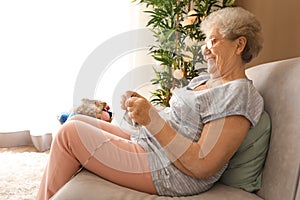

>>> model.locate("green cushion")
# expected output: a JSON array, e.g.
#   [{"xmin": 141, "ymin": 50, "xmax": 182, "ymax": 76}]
[{"xmin": 219, "ymin": 111, "xmax": 271, "ymax": 192}]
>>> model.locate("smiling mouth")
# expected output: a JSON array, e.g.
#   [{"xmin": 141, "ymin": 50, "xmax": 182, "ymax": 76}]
[{"xmin": 206, "ymin": 57, "xmax": 215, "ymax": 61}]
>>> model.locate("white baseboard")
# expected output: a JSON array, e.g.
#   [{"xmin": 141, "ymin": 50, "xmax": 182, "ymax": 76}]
[{"xmin": 0, "ymin": 130, "xmax": 52, "ymax": 152}]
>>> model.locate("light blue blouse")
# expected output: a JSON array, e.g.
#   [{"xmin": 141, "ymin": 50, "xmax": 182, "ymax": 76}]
[{"xmin": 131, "ymin": 74, "xmax": 264, "ymax": 196}]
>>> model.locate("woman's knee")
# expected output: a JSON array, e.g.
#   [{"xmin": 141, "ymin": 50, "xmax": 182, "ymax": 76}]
[
  {"xmin": 56, "ymin": 120, "xmax": 80, "ymax": 141},
  {"xmin": 67, "ymin": 114, "xmax": 85, "ymax": 121}
]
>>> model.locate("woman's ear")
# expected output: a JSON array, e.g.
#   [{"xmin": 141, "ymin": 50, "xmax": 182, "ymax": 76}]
[{"xmin": 236, "ymin": 36, "xmax": 247, "ymax": 55}]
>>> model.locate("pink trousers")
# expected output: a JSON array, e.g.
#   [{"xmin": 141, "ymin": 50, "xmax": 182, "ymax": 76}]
[{"xmin": 37, "ymin": 115, "xmax": 157, "ymax": 200}]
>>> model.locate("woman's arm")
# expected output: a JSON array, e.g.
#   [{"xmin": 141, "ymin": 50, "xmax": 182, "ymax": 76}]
[
  {"xmin": 149, "ymin": 114, "xmax": 250, "ymax": 178},
  {"xmin": 126, "ymin": 94, "xmax": 250, "ymax": 179}
]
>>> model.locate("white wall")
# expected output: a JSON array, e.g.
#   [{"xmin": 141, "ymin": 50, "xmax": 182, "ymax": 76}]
[{"xmin": 0, "ymin": 0, "xmax": 152, "ymax": 134}]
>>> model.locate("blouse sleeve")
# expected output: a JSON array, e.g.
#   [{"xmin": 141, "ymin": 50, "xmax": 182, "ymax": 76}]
[{"xmin": 199, "ymin": 80, "xmax": 264, "ymax": 128}]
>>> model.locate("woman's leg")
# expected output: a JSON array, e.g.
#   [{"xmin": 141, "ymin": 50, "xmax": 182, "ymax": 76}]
[
  {"xmin": 68, "ymin": 114, "xmax": 131, "ymax": 139},
  {"xmin": 37, "ymin": 120, "xmax": 156, "ymax": 200}
]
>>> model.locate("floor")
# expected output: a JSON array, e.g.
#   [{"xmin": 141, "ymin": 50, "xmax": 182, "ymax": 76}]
[{"xmin": 0, "ymin": 145, "xmax": 49, "ymax": 200}]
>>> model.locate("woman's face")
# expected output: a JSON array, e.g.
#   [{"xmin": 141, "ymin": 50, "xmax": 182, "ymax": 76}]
[{"xmin": 202, "ymin": 28, "xmax": 241, "ymax": 79}]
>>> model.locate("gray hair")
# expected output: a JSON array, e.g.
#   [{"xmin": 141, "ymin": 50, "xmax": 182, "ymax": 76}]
[{"xmin": 200, "ymin": 7, "xmax": 263, "ymax": 63}]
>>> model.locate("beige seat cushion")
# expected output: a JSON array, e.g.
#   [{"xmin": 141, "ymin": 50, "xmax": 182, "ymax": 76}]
[{"xmin": 51, "ymin": 170, "xmax": 262, "ymax": 200}]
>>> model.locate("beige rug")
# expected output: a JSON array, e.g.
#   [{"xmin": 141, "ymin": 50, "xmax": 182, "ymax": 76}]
[{"xmin": 0, "ymin": 150, "xmax": 49, "ymax": 200}]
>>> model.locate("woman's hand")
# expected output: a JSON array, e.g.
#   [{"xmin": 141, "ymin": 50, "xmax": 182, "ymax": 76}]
[
  {"xmin": 120, "ymin": 90, "xmax": 154, "ymax": 126},
  {"xmin": 120, "ymin": 90, "xmax": 135, "ymax": 110},
  {"xmin": 127, "ymin": 95, "xmax": 152, "ymax": 126}
]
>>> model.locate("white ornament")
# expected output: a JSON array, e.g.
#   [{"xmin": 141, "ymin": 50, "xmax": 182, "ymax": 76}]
[{"xmin": 173, "ymin": 69, "xmax": 184, "ymax": 80}]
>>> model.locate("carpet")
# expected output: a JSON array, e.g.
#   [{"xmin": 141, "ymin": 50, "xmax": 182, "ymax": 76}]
[{"xmin": 0, "ymin": 150, "xmax": 49, "ymax": 200}]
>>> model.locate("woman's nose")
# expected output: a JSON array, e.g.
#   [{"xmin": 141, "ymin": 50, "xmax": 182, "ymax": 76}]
[{"xmin": 201, "ymin": 44, "xmax": 210, "ymax": 57}]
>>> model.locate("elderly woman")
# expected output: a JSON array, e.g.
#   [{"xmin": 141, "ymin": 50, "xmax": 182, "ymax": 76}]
[{"xmin": 37, "ymin": 7, "xmax": 264, "ymax": 199}]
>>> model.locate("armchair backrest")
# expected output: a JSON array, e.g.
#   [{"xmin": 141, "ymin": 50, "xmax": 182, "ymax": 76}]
[{"xmin": 246, "ymin": 57, "xmax": 300, "ymax": 200}]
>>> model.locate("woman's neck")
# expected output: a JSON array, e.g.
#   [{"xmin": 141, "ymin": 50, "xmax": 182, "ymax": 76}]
[{"xmin": 207, "ymin": 66, "xmax": 247, "ymax": 87}]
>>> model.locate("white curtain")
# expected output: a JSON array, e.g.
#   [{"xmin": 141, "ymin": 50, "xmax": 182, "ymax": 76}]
[{"xmin": 0, "ymin": 0, "xmax": 152, "ymax": 135}]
